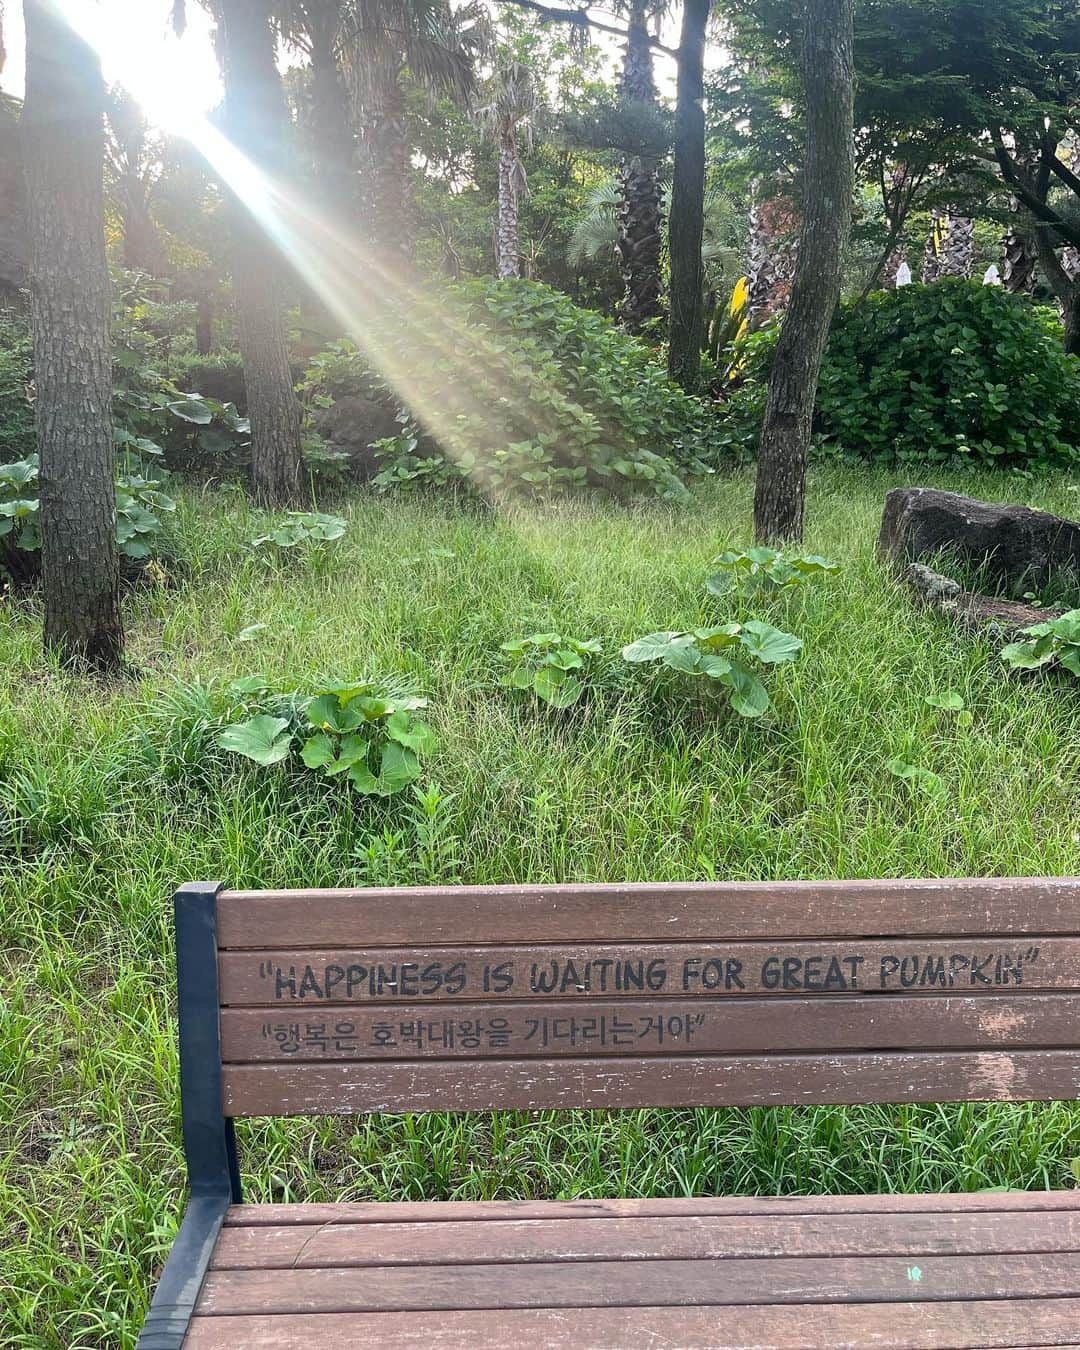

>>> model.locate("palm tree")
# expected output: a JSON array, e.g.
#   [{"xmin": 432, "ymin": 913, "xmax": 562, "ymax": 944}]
[
  {"xmin": 474, "ymin": 61, "xmax": 540, "ymax": 280},
  {"xmin": 104, "ymin": 89, "xmax": 165, "ymax": 275},
  {"xmin": 616, "ymin": 0, "xmax": 665, "ymax": 333},
  {"xmin": 938, "ymin": 212, "xmax": 975, "ymax": 278},
  {"xmin": 339, "ymin": 0, "xmax": 487, "ymax": 267}
]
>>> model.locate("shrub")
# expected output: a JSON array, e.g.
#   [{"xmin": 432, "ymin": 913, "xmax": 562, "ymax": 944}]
[
  {"xmin": 1001, "ymin": 611, "xmax": 1080, "ymax": 679},
  {"xmin": 0, "ymin": 314, "xmax": 35, "ymax": 464},
  {"xmin": 500, "ymin": 633, "xmax": 603, "ymax": 708},
  {"xmin": 724, "ymin": 281, "xmax": 1080, "ymax": 470},
  {"xmin": 301, "ymin": 279, "xmax": 727, "ymax": 502}
]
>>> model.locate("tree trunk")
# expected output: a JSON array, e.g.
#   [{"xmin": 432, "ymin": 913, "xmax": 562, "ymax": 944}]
[
  {"xmin": 217, "ymin": 0, "xmax": 304, "ymax": 507},
  {"xmin": 1003, "ymin": 152, "xmax": 1038, "ymax": 294},
  {"xmin": 21, "ymin": 0, "xmax": 123, "ymax": 671},
  {"xmin": 753, "ymin": 0, "xmax": 854, "ymax": 545},
  {"xmin": 938, "ymin": 212, "xmax": 974, "ymax": 278},
  {"xmin": 358, "ymin": 67, "xmax": 414, "ymax": 271},
  {"xmin": 667, "ymin": 0, "xmax": 709, "ymax": 391},
  {"xmin": 309, "ymin": 22, "xmax": 354, "ymax": 217},
  {"xmin": 617, "ymin": 2, "xmax": 663, "ymax": 334},
  {"xmin": 496, "ymin": 127, "xmax": 521, "ymax": 279},
  {"xmin": 747, "ymin": 184, "xmax": 799, "ymax": 327}
]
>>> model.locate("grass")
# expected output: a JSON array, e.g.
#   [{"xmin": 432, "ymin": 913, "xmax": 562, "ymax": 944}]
[{"xmin": 2, "ymin": 463, "xmax": 1080, "ymax": 1347}]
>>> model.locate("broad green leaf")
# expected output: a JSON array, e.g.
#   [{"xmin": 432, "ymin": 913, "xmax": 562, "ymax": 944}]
[
  {"xmin": 663, "ymin": 643, "xmax": 702, "ymax": 675},
  {"xmin": 236, "ymin": 624, "xmax": 268, "ymax": 642},
  {"xmin": 322, "ymin": 734, "xmax": 369, "ymax": 777},
  {"xmin": 376, "ymin": 741, "xmax": 421, "ymax": 794},
  {"xmin": 385, "ymin": 710, "xmax": 436, "ymax": 753},
  {"xmin": 549, "ymin": 649, "xmax": 584, "ymax": 671},
  {"xmin": 306, "ymin": 694, "xmax": 362, "ymax": 732},
  {"xmin": 300, "ymin": 733, "xmax": 336, "ymax": 769},
  {"xmin": 506, "ymin": 665, "xmax": 534, "ymax": 690},
  {"xmin": 790, "ymin": 554, "xmax": 840, "ymax": 574},
  {"xmin": 347, "ymin": 761, "xmax": 379, "ymax": 794},
  {"xmin": 1059, "ymin": 645, "xmax": 1080, "ymax": 678},
  {"xmin": 500, "ymin": 639, "xmax": 526, "ymax": 654},
  {"xmin": 621, "ymin": 632, "xmax": 684, "ymax": 663},
  {"xmin": 1048, "ymin": 611, "xmax": 1080, "ymax": 643},
  {"xmin": 166, "ymin": 397, "xmax": 214, "ymax": 425},
  {"xmin": 694, "ymin": 624, "xmax": 742, "ymax": 650},
  {"xmin": 738, "ymin": 620, "xmax": 803, "ymax": 665},
  {"xmin": 699, "ymin": 653, "xmax": 733, "ymax": 680},
  {"xmin": 228, "ymin": 675, "xmax": 271, "ymax": 695},
  {"xmin": 218, "ymin": 715, "xmax": 292, "ymax": 766},
  {"xmin": 1000, "ymin": 641, "xmax": 1054, "ymax": 670},
  {"xmin": 886, "ymin": 756, "xmax": 946, "ymax": 800},
  {"xmin": 536, "ymin": 671, "xmax": 583, "ymax": 708},
  {"xmin": 724, "ymin": 662, "xmax": 770, "ymax": 718},
  {"xmin": 532, "ymin": 665, "xmax": 567, "ymax": 702},
  {"xmin": 704, "ymin": 572, "xmax": 733, "ymax": 597},
  {"xmin": 924, "ymin": 690, "xmax": 965, "ymax": 711}
]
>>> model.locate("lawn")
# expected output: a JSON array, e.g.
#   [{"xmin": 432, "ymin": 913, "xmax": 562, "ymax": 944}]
[{"xmin": 3, "ymin": 464, "xmax": 1080, "ymax": 1348}]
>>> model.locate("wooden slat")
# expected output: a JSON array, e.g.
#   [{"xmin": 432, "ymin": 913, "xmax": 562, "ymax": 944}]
[
  {"xmin": 215, "ymin": 877, "xmax": 1080, "ymax": 947},
  {"xmin": 211, "ymin": 1208, "xmax": 1080, "ymax": 1269},
  {"xmin": 222, "ymin": 1192, "xmax": 1080, "ymax": 1227},
  {"xmin": 220, "ymin": 993, "xmax": 1080, "ymax": 1062},
  {"xmin": 182, "ymin": 1303, "xmax": 1080, "ymax": 1349},
  {"xmin": 218, "ymin": 938, "xmax": 1062, "ymax": 1007},
  {"xmin": 196, "ymin": 1251, "xmax": 1080, "ymax": 1314},
  {"xmin": 222, "ymin": 1049, "xmax": 1080, "ymax": 1116}
]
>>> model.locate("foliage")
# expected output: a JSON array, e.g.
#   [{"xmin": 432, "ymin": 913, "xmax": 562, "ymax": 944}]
[
  {"xmin": 303, "ymin": 279, "xmax": 727, "ymax": 503},
  {"xmin": 0, "ymin": 453, "xmax": 176, "ymax": 563},
  {"xmin": 725, "ymin": 282, "xmax": 1080, "ymax": 469},
  {"xmin": 1001, "ymin": 611, "xmax": 1080, "ymax": 680},
  {"xmin": 706, "ymin": 546, "xmax": 839, "ymax": 600},
  {"xmin": 621, "ymin": 621, "xmax": 802, "ymax": 718},
  {"xmin": 500, "ymin": 632, "xmax": 603, "ymax": 708},
  {"xmin": 0, "ymin": 315, "xmax": 36, "ymax": 464},
  {"xmin": 217, "ymin": 680, "xmax": 435, "ymax": 797},
  {"xmin": 250, "ymin": 511, "xmax": 347, "ymax": 552}
]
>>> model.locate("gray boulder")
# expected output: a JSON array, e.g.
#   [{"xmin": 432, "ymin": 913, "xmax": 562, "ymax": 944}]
[{"xmin": 879, "ymin": 487, "xmax": 1080, "ymax": 595}]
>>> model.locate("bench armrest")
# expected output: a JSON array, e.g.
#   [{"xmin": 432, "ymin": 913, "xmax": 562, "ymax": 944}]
[{"xmin": 136, "ymin": 1191, "xmax": 230, "ymax": 1349}]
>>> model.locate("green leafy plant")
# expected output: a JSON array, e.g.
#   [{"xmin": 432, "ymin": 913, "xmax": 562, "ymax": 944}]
[
  {"xmin": 250, "ymin": 512, "xmax": 347, "ymax": 551},
  {"xmin": 1001, "ymin": 611, "xmax": 1080, "ymax": 678},
  {"xmin": 0, "ymin": 453, "xmax": 176, "ymax": 563},
  {"xmin": 216, "ymin": 680, "xmax": 436, "ymax": 797},
  {"xmin": 301, "ymin": 279, "xmax": 728, "ymax": 504},
  {"xmin": 621, "ymin": 622, "xmax": 802, "ymax": 718},
  {"xmin": 724, "ymin": 280, "xmax": 1080, "ymax": 470},
  {"xmin": 500, "ymin": 633, "xmax": 603, "ymax": 708},
  {"xmin": 885, "ymin": 756, "xmax": 947, "ymax": 802},
  {"xmin": 706, "ymin": 546, "xmax": 839, "ymax": 600}
]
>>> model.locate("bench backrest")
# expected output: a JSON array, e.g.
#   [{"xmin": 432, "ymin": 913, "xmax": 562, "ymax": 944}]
[{"xmin": 178, "ymin": 876, "xmax": 1080, "ymax": 1131}]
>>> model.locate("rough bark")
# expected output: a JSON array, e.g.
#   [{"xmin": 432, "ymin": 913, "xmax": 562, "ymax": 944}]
[
  {"xmin": 217, "ymin": 0, "xmax": 304, "ymax": 506},
  {"xmin": 747, "ymin": 186, "xmax": 799, "ymax": 327},
  {"xmin": 1003, "ymin": 152, "xmax": 1038, "ymax": 295},
  {"xmin": 938, "ymin": 212, "xmax": 975, "ymax": 279},
  {"xmin": 753, "ymin": 0, "xmax": 854, "ymax": 544},
  {"xmin": 921, "ymin": 207, "xmax": 943, "ymax": 283},
  {"xmin": 1062, "ymin": 139, "xmax": 1080, "ymax": 282},
  {"xmin": 357, "ymin": 67, "xmax": 414, "ymax": 270},
  {"xmin": 617, "ymin": 2, "xmax": 664, "ymax": 334},
  {"xmin": 21, "ymin": 0, "xmax": 123, "ymax": 670},
  {"xmin": 667, "ymin": 0, "xmax": 709, "ymax": 391},
  {"xmin": 496, "ymin": 129, "xmax": 521, "ymax": 279}
]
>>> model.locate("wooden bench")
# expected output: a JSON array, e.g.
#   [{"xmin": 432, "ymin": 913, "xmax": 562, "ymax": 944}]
[{"xmin": 138, "ymin": 876, "xmax": 1080, "ymax": 1349}]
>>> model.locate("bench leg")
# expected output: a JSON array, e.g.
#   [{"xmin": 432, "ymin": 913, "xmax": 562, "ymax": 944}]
[{"xmin": 136, "ymin": 1191, "xmax": 230, "ymax": 1349}]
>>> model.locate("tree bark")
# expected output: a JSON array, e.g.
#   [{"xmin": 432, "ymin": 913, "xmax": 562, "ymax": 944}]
[
  {"xmin": 747, "ymin": 185, "xmax": 799, "ymax": 327},
  {"xmin": 667, "ymin": 0, "xmax": 709, "ymax": 391},
  {"xmin": 617, "ymin": 2, "xmax": 664, "ymax": 334},
  {"xmin": 496, "ymin": 128, "xmax": 521, "ymax": 278},
  {"xmin": 21, "ymin": 0, "xmax": 123, "ymax": 671},
  {"xmin": 938, "ymin": 212, "xmax": 974, "ymax": 278},
  {"xmin": 753, "ymin": 0, "xmax": 854, "ymax": 544},
  {"xmin": 217, "ymin": 0, "xmax": 304, "ymax": 507}
]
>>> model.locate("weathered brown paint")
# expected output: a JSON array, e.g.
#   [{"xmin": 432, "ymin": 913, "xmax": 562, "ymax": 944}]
[{"xmin": 215, "ymin": 877, "xmax": 1080, "ymax": 947}]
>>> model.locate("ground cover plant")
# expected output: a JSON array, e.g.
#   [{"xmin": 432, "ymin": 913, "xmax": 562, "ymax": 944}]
[{"xmin": 3, "ymin": 466, "xmax": 1080, "ymax": 1348}]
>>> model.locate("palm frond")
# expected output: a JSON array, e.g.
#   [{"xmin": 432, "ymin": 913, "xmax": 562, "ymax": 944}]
[{"xmin": 566, "ymin": 177, "xmax": 621, "ymax": 266}]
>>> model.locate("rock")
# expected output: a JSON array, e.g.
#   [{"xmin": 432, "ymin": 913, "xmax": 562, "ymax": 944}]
[
  {"xmin": 879, "ymin": 488, "xmax": 1080, "ymax": 596},
  {"xmin": 312, "ymin": 394, "xmax": 400, "ymax": 479},
  {"xmin": 901, "ymin": 563, "xmax": 1064, "ymax": 639}
]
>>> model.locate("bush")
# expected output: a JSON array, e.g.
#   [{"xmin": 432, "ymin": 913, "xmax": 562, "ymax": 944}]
[
  {"xmin": 724, "ymin": 281, "xmax": 1080, "ymax": 470},
  {"xmin": 301, "ymin": 278, "xmax": 726, "ymax": 502},
  {"xmin": 0, "ymin": 313, "xmax": 36, "ymax": 464}
]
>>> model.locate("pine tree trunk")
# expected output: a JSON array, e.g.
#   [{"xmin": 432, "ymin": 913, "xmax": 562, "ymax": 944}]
[
  {"xmin": 496, "ymin": 128, "xmax": 520, "ymax": 279},
  {"xmin": 753, "ymin": 0, "xmax": 854, "ymax": 545},
  {"xmin": 21, "ymin": 0, "xmax": 122, "ymax": 671},
  {"xmin": 667, "ymin": 0, "xmax": 709, "ymax": 391},
  {"xmin": 217, "ymin": 0, "xmax": 304, "ymax": 507},
  {"xmin": 617, "ymin": 2, "xmax": 663, "ymax": 334}
]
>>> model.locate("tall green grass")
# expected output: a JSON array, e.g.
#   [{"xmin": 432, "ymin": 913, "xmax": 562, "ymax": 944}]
[{"xmin": 2, "ymin": 465, "xmax": 1080, "ymax": 1347}]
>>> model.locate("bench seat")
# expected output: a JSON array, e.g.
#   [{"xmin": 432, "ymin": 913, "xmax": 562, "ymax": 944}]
[{"xmin": 183, "ymin": 1192, "xmax": 1080, "ymax": 1348}]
